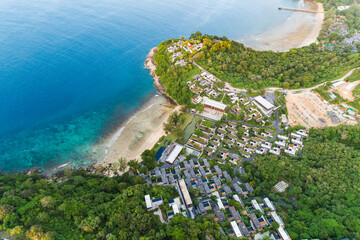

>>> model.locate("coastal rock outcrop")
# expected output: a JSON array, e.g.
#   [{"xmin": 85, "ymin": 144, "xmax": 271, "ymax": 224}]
[{"xmin": 145, "ymin": 47, "xmax": 177, "ymax": 105}]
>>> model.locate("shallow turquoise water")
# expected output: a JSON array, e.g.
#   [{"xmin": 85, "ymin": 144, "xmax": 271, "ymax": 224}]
[{"xmin": 0, "ymin": 0, "xmax": 301, "ymax": 172}]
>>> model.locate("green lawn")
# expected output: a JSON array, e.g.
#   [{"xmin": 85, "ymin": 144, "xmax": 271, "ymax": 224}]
[
  {"xmin": 352, "ymin": 83, "xmax": 360, "ymax": 97},
  {"xmin": 153, "ymin": 113, "xmax": 201, "ymax": 151},
  {"xmin": 348, "ymin": 99, "xmax": 360, "ymax": 112}
]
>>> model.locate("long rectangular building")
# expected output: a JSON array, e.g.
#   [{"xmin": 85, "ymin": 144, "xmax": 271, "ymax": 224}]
[
  {"xmin": 203, "ymin": 98, "xmax": 227, "ymax": 112},
  {"xmin": 166, "ymin": 144, "xmax": 184, "ymax": 164},
  {"xmin": 254, "ymin": 96, "xmax": 275, "ymax": 110},
  {"xmin": 178, "ymin": 179, "xmax": 193, "ymax": 207}
]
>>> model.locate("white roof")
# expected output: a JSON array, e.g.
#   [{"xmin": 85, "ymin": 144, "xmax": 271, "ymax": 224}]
[
  {"xmin": 231, "ymin": 221, "xmax": 243, "ymax": 237},
  {"xmin": 145, "ymin": 195, "xmax": 152, "ymax": 209},
  {"xmin": 166, "ymin": 144, "xmax": 184, "ymax": 164},
  {"xmin": 179, "ymin": 179, "xmax": 192, "ymax": 206},
  {"xmin": 233, "ymin": 194, "xmax": 241, "ymax": 202},
  {"xmin": 217, "ymin": 198, "xmax": 225, "ymax": 210},
  {"xmin": 278, "ymin": 227, "xmax": 291, "ymax": 240},
  {"xmin": 278, "ymin": 135, "xmax": 289, "ymax": 140},
  {"xmin": 251, "ymin": 199, "xmax": 263, "ymax": 212},
  {"xmin": 291, "ymin": 133, "xmax": 302, "ymax": 139},
  {"xmin": 332, "ymin": 81, "xmax": 344, "ymax": 88},
  {"xmin": 345, "ymin": 83, "xmax": 354, "ymax": 90},
  {"xmin": 172, "ymin": 204, "xmax": 180, "ymax": 214},
  {"xmin": 264, "ymin": 198, "xmax": 276, "ymax": 211},
  {"xmin": 254, "ymin": 96, "xmax": 275, "ymax": 110},
  {"xmin": 270, "ymin": 212, "xmax": 284, "ymax": 227},
  {"xmin": 203, "ymin": 98, "xmax": 227, "ymax": 110}
]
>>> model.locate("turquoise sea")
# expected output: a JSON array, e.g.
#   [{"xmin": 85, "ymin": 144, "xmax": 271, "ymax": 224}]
[{"xmin": 0, "ymin": 0, "xmax": 302, "ymax": 172}]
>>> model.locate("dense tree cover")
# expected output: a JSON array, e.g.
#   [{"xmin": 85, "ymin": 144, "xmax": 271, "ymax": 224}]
[
  {"xmin": 0, "ymin": 170, "xmax": 227, "ymax": 240},
  {"xmin": 154, "ymin": 40, "xmax": 198, "ymax": 105},
  {"xmin": 194, "ymin": 35, "xmax": 359, "ymax": 89},
  {"xmin": 241, "ymin": 125, "xmax": 360, "ymax": 239},
  {"xmin": 154, "ymin": 34, "xmax": 359, "ymax": 102}
]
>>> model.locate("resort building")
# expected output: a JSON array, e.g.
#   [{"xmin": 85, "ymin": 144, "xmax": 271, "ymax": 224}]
[
  {"xmin": 203, "ymin": 98, "xmax": 227, "ymax": 113},
  {"xmin": 177, "ymin": 179, "xmax": 193, "ymax": 207},
  {"xmin": 254, "ymin": 96, "xmax": 275, "ymax": 110},
  {"xmin": 264, "ymin": 197, "xmax": 276, "ymax": 211},
  {"xmin": 231, "ymin": 221, "xmax": 243, "ymax": 238},
  {"xmin": 165, "ymin": 143, "xmax": 184, "ymax": 164},
  {"xmin": 145, "ymin": 195, "xmax": 163, "ymax": 211}
]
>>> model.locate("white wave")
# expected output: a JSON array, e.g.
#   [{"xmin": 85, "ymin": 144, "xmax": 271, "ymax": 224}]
[
  {"xmin": 58, "ymin": 163, "xmax": 69, "ymax": 168},
  {"xmin": 105, "ymin": 101, "xmax": 156, "ymax": 149}
]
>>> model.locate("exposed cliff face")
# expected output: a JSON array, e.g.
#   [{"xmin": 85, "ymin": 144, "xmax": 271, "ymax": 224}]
[{"xmin": 145, "ymin": 47, "xmax": 178, "ymax": 105}]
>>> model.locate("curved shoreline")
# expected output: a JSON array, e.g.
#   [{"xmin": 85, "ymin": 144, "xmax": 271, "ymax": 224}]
[
  {"xmin": 240, "ymin": 1, "xmax": 324, "ymax": 52},
  {"xmin": 145, "ymin": 47, "xmax": 178, "ymax": 105}
]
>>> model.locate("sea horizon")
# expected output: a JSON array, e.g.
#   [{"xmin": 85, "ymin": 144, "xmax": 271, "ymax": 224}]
[{"xmin": 0, "ymin": 0, "xmax": 314, "ymax": 172}]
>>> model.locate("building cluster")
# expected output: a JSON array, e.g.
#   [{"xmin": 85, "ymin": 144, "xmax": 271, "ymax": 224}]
[
  {"xmin": 143, "ymin": 159, "xmax": 292, "ymax": 239},
  {"xmin": 323, "ymin": 19, "xmax": 359, "ymax": 52},
  {"xmin": 316, "ymin": 81, "xmax": 360, "ymax": 122},
  {"xmin": 265, "ymin": 130, "xmax": 308, "ymax": 157},
  {"xmin": 188, "ymin": 72, "xmax": 221, "ymax": 103},
  {"xmin": 167, "ymin": 39, "xmax": 204, "ymax": 67},
  {"xmin": 327, "ymin": 21, "xmax": 349, "ymax": 37},
  {"xmin": 337, "ymin": 5, "xmax": 350, "ymax": 11}
]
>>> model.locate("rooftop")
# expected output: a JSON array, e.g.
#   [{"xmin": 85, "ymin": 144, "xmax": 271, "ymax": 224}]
[
  {"xmin": 203, "ymin": 98, "xmax": 227, "ymax": 110},
  {"xmin": 166, "ymin": 144, "xmax": 184, "ymax": 164},
  {"xmin": 254, "ymin": 96, "xmax": 275, "ymax": 110}
]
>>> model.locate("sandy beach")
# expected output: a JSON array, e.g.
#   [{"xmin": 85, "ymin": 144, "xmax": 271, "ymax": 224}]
[
  {"xmin": 241, "ymin": 1, "xmax": 324, "ymax": 51},
  {"xmin": 99, "ymin": 95, "xmax": 179, "ymax": 165}
]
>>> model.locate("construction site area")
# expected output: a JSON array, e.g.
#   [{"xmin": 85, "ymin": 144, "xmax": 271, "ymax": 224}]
[
  {"xmin": 331, "ymin": 80, "xmax": 360, "ymax": 101},
  {"xmin": 286, "ymin": 91, "xmax": 358, "ymax": 129}
]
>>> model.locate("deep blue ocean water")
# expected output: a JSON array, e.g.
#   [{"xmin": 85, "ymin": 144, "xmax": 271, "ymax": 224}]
[{"xmin": 0, "ymin": 0, "xmax": 301, "ymax": 172}]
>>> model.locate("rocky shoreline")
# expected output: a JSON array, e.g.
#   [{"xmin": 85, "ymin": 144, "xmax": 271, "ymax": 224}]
[{"xmin": 145, "ymin": 47, "xmax": 178, "ymax": 105}]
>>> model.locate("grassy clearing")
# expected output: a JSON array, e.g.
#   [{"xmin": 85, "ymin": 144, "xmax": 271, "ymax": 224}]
[
  {"xmin": 352, "ymin": 83, "xmax": 360, "ymax": 97},
  {"xmin": 348, "ymin": 99, "xmax": 360, "ymax": 112},
  {"xmin": 153, "ymin": 113, "xmax": 199, "ymax": 151}
]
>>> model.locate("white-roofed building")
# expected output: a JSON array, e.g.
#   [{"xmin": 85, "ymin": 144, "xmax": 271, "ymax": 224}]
[
  {"xmin": 145, "ymin": 195, "xmax": 152, "ymax": 210},
  {"xmin": 263, "ymin": 197, "xmax": 276, "ymax": 211},
  {"xmin": 270, "ymin": 212, "xmax": 285, "ymax": 227},
  {"xmin": 217, "ymin": 198, "xmax": 225, "ymax": 210},
  {"xmin": 166, "ymin": 143, "xmax": 184, "ymax": 164},
  {"xmin": 251, "ymin": 199, "xmax": 263, "ymax": 212},
  {"xmin": 332, "ymin": 81, "xmax": 345, "ymax": 88},
  {"xmin": 172, "ymin": 204, "xmax": 180, "ymax": 214},
  {"xmin": 231, "ymin": 221, "xmax": 243, "ymax": 237},
  {"xmin": 233, "ymin": 194, "xmax": 244, "ymax": 206},
  {"xmin": 203, "ymin": 98, "xmax": 227, "ymax": 112},
  {"xmin": 254, "ymin": 96, "xmax": 275, "ymax": 110},
  {"xmin": 278, "ymin": 227, "xmax": 291, "ymax": 240}
]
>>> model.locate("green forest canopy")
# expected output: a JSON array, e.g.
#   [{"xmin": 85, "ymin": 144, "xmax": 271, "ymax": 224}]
[
  {"xmin": 240, "ymin": 124, "xmax": 360, "ymax": 239},
  {"xmin": 0, "ymin": 171, "xmax": 223, "ymax": 240},
  {"xmin": 153, "ymin": 32, "xmax": 359, "ymax": 105}
]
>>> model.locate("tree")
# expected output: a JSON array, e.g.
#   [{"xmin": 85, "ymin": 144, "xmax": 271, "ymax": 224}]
[
  {"xmin": 40, "ymin": 196, "xmax": 55, "ymax": 209},
  {"xmin": 271, "ymin": 221, "xmax": 280, "ymax": 231},
  {"xmin": 117, "ymin": 157, "xmax": 128, "ymax": 173},
  {"xmin": 203, "ymin": 120, "xmax": 213, "ymax": 128},
  {"xmin": 195, "ymin": 104, "xmax": 204, "ymax": 113},
  {"xmin": 194, "ymin": 128, "xmax": 203, "ymax": 137},
  {"xmin": 128, "ymin": 159, "xmax": 140, "ymax": 171},
  {"xmin": 215, "ymin": 81, "xmax": 225, "ymax": 89},
  {"xmin": 0, "ymin": 204, "xmax": 13, "ymax": 221},
  {"xmin": 141, "ymin": 149, "xmax": 157, "ymax": 170}
]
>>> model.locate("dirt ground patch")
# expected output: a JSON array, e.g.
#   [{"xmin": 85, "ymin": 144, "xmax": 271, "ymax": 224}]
[
  {"xmin": 286, "ymin": 91, "xmax": 357, "ymax": 129},
  {"xmin": 332, "ymin": 80, "xmax": 360, "ymax": 101}
]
